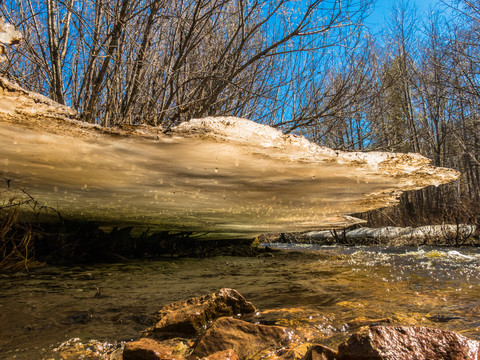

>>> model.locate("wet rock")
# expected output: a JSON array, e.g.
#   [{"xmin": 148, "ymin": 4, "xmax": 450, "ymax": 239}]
[
  {"xmin": 276, "ymin": 344, "xmax": 312, "ymax": 360},
  {"xmin": 276, "ymin": 349, "xmax": 302, "ymax": 360},
  {"xmin": 302, "ymin": 345, "xmax": 338, "ymax": 360},
  {"xmin": 123, "ymin": 338, "xmax": 185, "ymax": 360},
  {"xmin": 202, "ymin": 349, "xmax": 239, "ymax": 360},
  {"xmin": 147, "ymin": 288, "xmax": 256, "ymax": 339},
  {"xmin": 191, "ymin": 317, "xmax": 294, "ymax": 359},
  {"xmin": 337, "ymin": 325, "xmax": 480, "ymax": 360}
]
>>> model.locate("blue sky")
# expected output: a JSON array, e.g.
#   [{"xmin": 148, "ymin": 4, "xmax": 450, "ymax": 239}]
[{"xmin": 366, "ymin": 0, "xmax": 441, "ymax": 29}]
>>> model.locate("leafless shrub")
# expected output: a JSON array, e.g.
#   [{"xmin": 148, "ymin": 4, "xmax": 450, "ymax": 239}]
[{"xmin": 0, "ymin": 174, "xmax": 61, "ymax": 271}]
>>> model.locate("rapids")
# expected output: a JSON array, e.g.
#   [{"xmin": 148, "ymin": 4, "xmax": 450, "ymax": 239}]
[{"xmin": 1, "ymin": 245, "xmax": 479, "ymax": 359}]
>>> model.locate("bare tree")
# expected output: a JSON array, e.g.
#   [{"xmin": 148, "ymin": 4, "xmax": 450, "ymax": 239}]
[{"xmin": 2, "ymin": 0, "xmax": 371, "ymax": 127}]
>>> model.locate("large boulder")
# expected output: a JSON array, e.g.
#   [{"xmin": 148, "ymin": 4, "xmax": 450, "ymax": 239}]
[
  {"xmin": 146, "ymin": 288, "xmax": 256, "ymax": 339},
  {"xmin": 337, "ymin": 325, "xmax": 480, "ymax": 360},
  {"xmin": 190, "ymin": 317, "xmax": 294, "ymax": 359}
]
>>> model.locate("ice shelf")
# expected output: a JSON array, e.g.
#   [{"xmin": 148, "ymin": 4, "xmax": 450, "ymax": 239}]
[{"xmin": 0, "ymin": 77, "xmax": 459, "ymax": 238}]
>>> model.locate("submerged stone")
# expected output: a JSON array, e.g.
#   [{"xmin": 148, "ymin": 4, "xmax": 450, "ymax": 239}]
[{"xmin": 0, "ymin": 77, "xmax": 459, "ymax": 239}]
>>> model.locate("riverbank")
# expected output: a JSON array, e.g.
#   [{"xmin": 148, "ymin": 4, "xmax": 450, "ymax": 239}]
[
  {"xmin": 2, "ymin": 215, "xmax": 479, "ymax": 272},
  {"xmin": 0, "ymin": 218, "xmax": 277, "ymax": 271}
]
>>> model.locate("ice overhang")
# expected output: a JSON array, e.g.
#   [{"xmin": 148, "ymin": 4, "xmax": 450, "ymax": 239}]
[{"xmin": 0, "ymin": 78, "xmax": 459, "ymax": 239}]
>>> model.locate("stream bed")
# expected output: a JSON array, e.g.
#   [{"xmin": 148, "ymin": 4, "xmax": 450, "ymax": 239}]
[{"xmin": 1, "ymin": 245, "xmax": 480, "ymax": 359}]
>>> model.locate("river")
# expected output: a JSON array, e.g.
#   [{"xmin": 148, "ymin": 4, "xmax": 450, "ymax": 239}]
[{"xmin": 1, "ymin": 245, "xmax": 480, "ymax": 359}]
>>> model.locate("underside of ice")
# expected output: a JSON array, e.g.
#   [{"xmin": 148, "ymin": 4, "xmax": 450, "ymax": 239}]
[{"xmin": 0, "ymin": 78, "xmax": 459, "ymax": 239}]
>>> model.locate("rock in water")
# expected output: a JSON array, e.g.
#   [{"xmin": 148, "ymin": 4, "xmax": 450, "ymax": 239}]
[
  {"xmin": 124, "ymin": 291, "xmax": 480, "ymax": 360},
  {"xmin": 123, "ymin": 338, "xmax": 183, "ymax": 360},
  {"xmin": 0, "ymin": 78, "xmax": 460, "ymax": 239},
  {"xmin": 202, "ymin": 349, "xmax": 239, "ymax": 360},
  {"xmin": 337, "ymin": 325, "xmax": 480, "ymax": 360},
  {"xmin": 190, "ymin": 317, "xmax": 294, "ymax": 359},
  {"xmin": 301, "ymin": 345, "xmax": 339, "ymax": 360},
  {"xmin": 146, "ymin": 288, "xmax": 256, "ymax": 339}
]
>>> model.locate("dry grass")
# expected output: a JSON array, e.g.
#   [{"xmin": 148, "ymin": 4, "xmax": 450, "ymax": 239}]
[
  {"xmin": 0, "ymin": 197, "xmax": 43, "ymax": 271},
  {"xmin": 0, "ymin": 175, "xmax": 47, "ymax": 271},
  {"xmin": 1, "ymin": 207, "xmax": 33, "ymax": 271}
]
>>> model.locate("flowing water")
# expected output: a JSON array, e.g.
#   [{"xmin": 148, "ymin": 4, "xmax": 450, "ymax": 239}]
[{"xmin": 1, "ymin": 245, "xmax": 480, "ymax": 359}]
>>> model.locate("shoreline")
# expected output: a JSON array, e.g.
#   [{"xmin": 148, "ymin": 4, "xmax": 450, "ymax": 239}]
[
  {"xmin": 260, "ymin": 224, "xmax": 480, "ymax": 247},
  {"xmin": 2, "ymin": 220, "xmax": 480, "ymax": 272}
]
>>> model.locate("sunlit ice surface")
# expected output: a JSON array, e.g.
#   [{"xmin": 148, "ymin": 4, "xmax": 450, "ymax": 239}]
[{"xmin": 0, "ymin": 80, "xmax": 459, "ymax": 239}]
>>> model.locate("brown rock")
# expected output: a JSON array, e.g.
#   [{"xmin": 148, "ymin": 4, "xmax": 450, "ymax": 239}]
[
  {"xmin": 276, "ymin": 347, "xmax": 309, "ymax": 360},
  {"xmin": 147, "ymin": 288, "xmax": 256, "ymax": 339},
  {"xmin": 191, "ymin": 317, "xmax": 294, "ymax": 359},
  {"xmin": 277, "ymin": 349, "xmax": 300, "ymax": 360},
  {"xmin": 302, "ymin": 345, "xmax": 338, "ymax": 360},
  {"xmin": 337, "ymin": 325, "xmax": 480, "ymax": 360},
  {"xmin": 123, "ymin": 338, "xmax": 184, "ymax": 360},
  {"xmin": 202, "ymin": 349, "xmax": 239, "ymax": 360}
]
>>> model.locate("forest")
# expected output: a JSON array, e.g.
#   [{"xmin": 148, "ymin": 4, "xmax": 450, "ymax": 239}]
[{"xmin": 0, "ymin": 0, "xmax": 479, "ymax": 227}]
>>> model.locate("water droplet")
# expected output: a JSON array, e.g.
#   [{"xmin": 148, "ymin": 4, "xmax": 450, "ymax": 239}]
[{"xmin": 214, "ymin": 168, "xmax": 218, "ymax": 173}]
